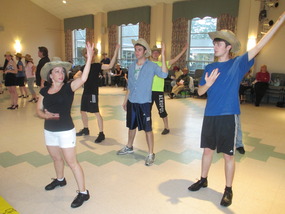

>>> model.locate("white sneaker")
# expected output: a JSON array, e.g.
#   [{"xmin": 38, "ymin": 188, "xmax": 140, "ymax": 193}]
[
  {"xmin": 117, "ymin": 146, "xmax": 134, "ymax": 155},
  {"xmin": 145, "ymin": 153, "xmax": 155, "ymax": 166}
]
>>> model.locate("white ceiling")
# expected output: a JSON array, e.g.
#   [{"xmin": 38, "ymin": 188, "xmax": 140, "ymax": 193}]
[{"xmin": 30, "ymin": 0, "xmax": 183, "ymax": 20}]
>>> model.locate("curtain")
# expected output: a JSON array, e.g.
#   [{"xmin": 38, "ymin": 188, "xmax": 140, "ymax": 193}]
[
  {"xmin": 139, "ymin": 22, "xmax": 150, "ymax": 44},
  {"xmin": 217, "ymin": 14, "xmax": 238, "ymax": 57},
  {"xmin": 65, "ymin": 29, "xmax": 72, "ymax": 63},
  {"xmin": 171, "ymin": 18, "xmax": 188, "ymax": 69},
  {"xmin": 86, "ymin": 28, "xmax": 94, "ymax": 44},
  {"xmin": 217, "ymin": 13, "xmax": 237, "ymax": 33},
  {"xmin": 108, "ymin": 25, "xmax": 118, "ymax": 59}
]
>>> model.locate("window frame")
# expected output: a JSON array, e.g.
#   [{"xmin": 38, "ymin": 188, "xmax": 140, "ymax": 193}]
[
  {"xmin": 187, "ymin": 17, "xmax": 217, "ymax": 73},
  {"xmin": 118, "ymin": 23, "xmax": 139, "ymax": 69},
  {"xmin": 72, "ymin": 28, "xmax": 86, "ymax": 66}
]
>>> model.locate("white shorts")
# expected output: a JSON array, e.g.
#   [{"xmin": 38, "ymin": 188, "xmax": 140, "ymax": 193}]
[{"xmin": 44, "ymin": 128, "xmax": 76, "ymax": 148}]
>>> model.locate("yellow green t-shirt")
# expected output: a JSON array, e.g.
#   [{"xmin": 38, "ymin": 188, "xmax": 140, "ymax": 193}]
[{"xmin": 152, "ymin": 61, "xmax": 170, "ymax": 92}]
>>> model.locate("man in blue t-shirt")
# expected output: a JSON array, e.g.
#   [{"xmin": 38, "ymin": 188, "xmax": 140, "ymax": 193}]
[{"xmin": 188, "ymin": 11, "xmax": 285, "ymax": 207}]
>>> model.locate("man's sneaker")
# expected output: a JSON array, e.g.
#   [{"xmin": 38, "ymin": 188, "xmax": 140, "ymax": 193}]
[
  {"xmin": 117, "ymin": 146, "xmax": 134, "ymax": 155},
  {"xmin": 76, "ymin": 128, "xmax": 89, "ymax": 136},
  {"xmin": 220, "ymin": 189, "xmax": 233, "ymax": 207},
  {"xmin": 188, "ymin": 179, "xmax": 208, "ymax": 191},
  {"xmin": 236, "ymin": 147, "xmax": 245, "ymax": 154},
  {"xmin": 45, "ymin": 178, "xmax": 66, "ymax": 191},
  {"xmin": 145, "ymin": 153, "xmax": 155, "ymax": 166},
  {"xmin": 161, "ymin": 128, "xmax": 170, "ymax": 135},
  {"xmin": 71, "ymin": 190, "xmax": 90, "ymax": 208},
  {"xmin": 95, "ymin": 132, "xmax": 105, "ymax": 143}
]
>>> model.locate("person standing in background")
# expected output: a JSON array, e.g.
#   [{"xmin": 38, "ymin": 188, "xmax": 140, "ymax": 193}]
[
  {"xmin": 100, "ymin": 53, "xmax": 111, "ymax": 86},
  {"xmin": 24, "ymin": 54, "xmax": 37, "ymax": 102},
  {"xmin": 15, "ymin": 53, "xmax": 29, "ymax": 98},
  {"xmin": 36, "ymin": 46, "xmax": 50, "ymax": 88},
  {"xmin": 4, "ymin": 52, "xmax": 18, "ymax": 109},
  {"xmin": 254, "ymin": 65, "xmax": 270, "ymax": 106}
]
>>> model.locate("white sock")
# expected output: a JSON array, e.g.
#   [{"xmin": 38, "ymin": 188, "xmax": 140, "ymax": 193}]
[
  {"xmin": 80, "ymin": 190, "xmax": 88, "ymax": 194},
  {"xmin": 57, "ymin": 177, "xmax": 64, "ymax": 181}
]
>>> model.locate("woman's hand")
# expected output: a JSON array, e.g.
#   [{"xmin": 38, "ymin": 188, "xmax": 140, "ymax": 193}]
[{"xmin": 44, "ymin": 109, "xmax": 60, "ymax": 120}]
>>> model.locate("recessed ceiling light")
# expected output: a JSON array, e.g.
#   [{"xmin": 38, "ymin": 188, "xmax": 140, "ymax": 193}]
[{"xmin": 62, "ymin": 0, "xmax": 67, "ymax": 4}]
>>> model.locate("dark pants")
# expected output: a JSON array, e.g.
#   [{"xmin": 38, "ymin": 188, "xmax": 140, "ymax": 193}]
[{"xmin": 254, "ymin": 82, "xmax": 268, "ymax": 106}]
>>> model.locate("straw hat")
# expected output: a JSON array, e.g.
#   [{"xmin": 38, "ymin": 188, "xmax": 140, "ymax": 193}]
[
  {"xmin": 24, "ymin": 54, "xmax": 33, "ymax": 62},
  {"xmin": 151, "ymin": 45, "xmax": 161, "ymax": 53},
  {"xmin": 4, "ymin": 51, "xmax": 13, "ymax": 57},
  {"xmin": 40, "ymin": 57, "xmax": 72, "ymax": 81},
  {"xmin": 132, "ymin": 38, "xmax": 151, "ymax": 57},
  {"xmin": 15, "ymin": 53, "xmax": 23, "ymax": 58},
  {"xmin": 208, "ymin": 29, "xmax": 241, "ymax": 53}
]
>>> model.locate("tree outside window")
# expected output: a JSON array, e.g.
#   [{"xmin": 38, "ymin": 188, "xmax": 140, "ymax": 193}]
[
  {"xmin": 73, "ymin": 29, "xmax": 86, "ymax": 65},
  {"xmin": 119, "ymin": 24, "xmax": 139, "ymax": 69},
  {"xmin": 188, "ymin": 17, "xmax": 217, "ymax": 72}
]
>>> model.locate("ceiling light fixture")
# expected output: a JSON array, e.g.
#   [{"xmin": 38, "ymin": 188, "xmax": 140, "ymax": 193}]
[{"xmin": 62, "ymin": 0, "xmax": 67, "ymax": 4}]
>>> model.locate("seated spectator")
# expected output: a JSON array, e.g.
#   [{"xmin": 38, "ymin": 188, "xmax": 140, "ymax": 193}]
[
  {"xmin": 170, "ymin": 66, "xmax": 183, "ymax": 87},
  {"xmin": 239, "ymin": 70, "xmax": 254, "ymax": 103},
  {"xmin": 168, "ymin": 67, "xmax": 190, "ymax": 98},
  {"xmin": 254, "ymin": 64, "xmax": 270, "ymax": 106}
]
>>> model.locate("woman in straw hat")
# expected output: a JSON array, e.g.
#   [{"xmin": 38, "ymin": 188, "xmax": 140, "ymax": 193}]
[
  {"xmin": 36, "ymin": 42, "xmax": 94, "ymax": 208},
  {"xmin": 4, "ymin": 51, "xmax": 18, "ymax": 109},
  {"xmin": 15, "ymin": 53, "xmax": 29, "ymax": 98},
  {"xmin": 24, "ymin": 54, "xmax": 37, "ymax": 102}
]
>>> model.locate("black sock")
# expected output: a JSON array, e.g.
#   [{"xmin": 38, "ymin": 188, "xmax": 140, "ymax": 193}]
[
  {"xmin": 200, "ymin": 177, "xmax": 207, "ymax": 182},
  {"xmin": 99, "ymin": 131, "xmax": 104, "ymax": 135},
  {"xmin": 225, "ymin": 186, "xmax": 232, "ymax": 192}
]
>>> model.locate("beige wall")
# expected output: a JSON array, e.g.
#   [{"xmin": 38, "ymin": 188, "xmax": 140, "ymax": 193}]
[
  {"xmin": 0, "ymin": 0, "xmax": 63, "ymax": 67},
  {"xmin": 150, "ymin": 3, "xmax": 173, "ymax": 60},
  {"xmin": 254, "ymin": 1, "xmax": 285, "ymax": 74}
]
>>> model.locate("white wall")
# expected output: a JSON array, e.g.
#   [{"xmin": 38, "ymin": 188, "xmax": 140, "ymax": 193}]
[{"xmin": 0, "ymin": 0, "xmax": 63, "ymax": 66}]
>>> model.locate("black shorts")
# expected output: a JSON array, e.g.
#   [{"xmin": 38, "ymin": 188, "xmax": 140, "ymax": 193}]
[
  {"xmin": 80, "ymin": 94, "xmax": 99, "ymax": 113},
  {"xmin": 127, "ymin": 101, "xmax": 152, "ymax": 132},
  {"xmin": 151, "ymin": 91, "xmax": 168, "ymax": 118},
  {"xmin": 4, "ymin": 73, "xmax": 17, "ymax": 86},
  {"xmin": 17, "ymin": 77, "xmax": 25, "ymax": 86},
  {"xmin": 201, "ymin": 115, "xmax": 237, "ymax": 156}
]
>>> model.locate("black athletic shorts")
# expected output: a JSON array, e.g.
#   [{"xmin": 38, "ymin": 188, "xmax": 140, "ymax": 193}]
[
  {"xmin": 201, "ymin": 115, "xmax": 237, "ymax": 156},
  {"xmin": 126, "ymin": 101, "xmax": 152, "ymax": 132},
  {"xmin": 80, "ymin": 94, "xmax": 99, "ymax": 113},
  {"xmin": 151, "ymin": 91, "xmax": 168, "ymax": 118}
]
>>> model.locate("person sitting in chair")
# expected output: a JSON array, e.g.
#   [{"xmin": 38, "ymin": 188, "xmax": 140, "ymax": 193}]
[{"xmin": 168, "ymin": 67, "xmax": 190, "ymax": 98}]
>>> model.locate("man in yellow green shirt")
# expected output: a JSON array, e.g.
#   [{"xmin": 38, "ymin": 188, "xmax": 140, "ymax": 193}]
[{"xmin": 150, "ymin": 44, "xmax": 188, "ymax": 135}]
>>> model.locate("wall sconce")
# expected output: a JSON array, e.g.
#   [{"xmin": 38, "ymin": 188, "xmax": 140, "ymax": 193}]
[
  {"xmin": 247, "ymin": 37, "xmax": 256, "ymax": 51},
  {"xmin": 156, "ymin": 41, "xmax": 161, "ymax": 48},
  {"xmin": 14, "ymin": 40, "xmax": 22, "ymax": 53},
  {"xmin": 96, "ymin": 42, "xmax": 101, "ymax": 55}
]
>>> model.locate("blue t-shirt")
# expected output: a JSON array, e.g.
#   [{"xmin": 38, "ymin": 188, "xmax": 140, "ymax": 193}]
[{"xmin": 199, "ymin": 52, "xmax": 254, "ymax": 116}]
